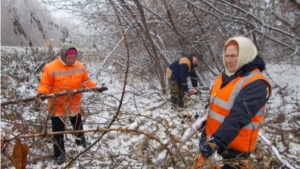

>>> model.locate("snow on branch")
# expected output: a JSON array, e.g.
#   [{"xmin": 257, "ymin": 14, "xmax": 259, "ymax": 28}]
[
  {"xmin": 155, "ymin": 111, "xmax": 208, "ymax": 166},
  {"xmin": 259, "ymin": 131, "xmax": 296, "ymax": 169},
  {"xmin": 1, "ymin": 86, "xmax": 108, "ymax": 106}
]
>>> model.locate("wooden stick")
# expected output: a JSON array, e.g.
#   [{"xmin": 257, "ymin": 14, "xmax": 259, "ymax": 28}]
[{"xmin": 1, "ymin": 86, "xmax": 107, "ymax": 107}]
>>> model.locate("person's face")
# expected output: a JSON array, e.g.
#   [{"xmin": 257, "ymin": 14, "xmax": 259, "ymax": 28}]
[
  {"xmin": 65, "ymin": 54, "xmax": 76, "ymax": 66},
  {"xmin": 224, "ymin": 46, "xmax": 239, "ymax": 73},
  {"xmin": 192, "ymin": 56, "xmax": 201, "ymax": 65}
]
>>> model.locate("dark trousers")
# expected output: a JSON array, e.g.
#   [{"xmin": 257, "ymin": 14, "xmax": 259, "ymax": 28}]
[
  {"xmin": 168, "ymin": 78, "xmax": 184, "ymax": 107},
  {"xmin": 51, "ymin": 114, "xmax": 85, "ymax": 158}
]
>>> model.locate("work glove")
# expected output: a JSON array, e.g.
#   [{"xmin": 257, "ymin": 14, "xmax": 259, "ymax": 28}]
[
  {"xmin": 184, "ymin": 89, "xmax": 197, "ymax": 97},
  {"xmin": 199, "ymin": 135, "xmax": 217, "ymax": 158},
  {"xmin": 35, "ymin": 93, "xmax": 46, "ymax": 111},
  {"xmin": 187, "ymin": 89, "xmax": 200, "ymax": 102},
  {"xmin": 96, "ymin": 83, "xmax": 108, "ymax": 93},
  {"xmin": 96, "ymin": 86, "xmax": 108, "ymax": 93},
  {"xmin": 199, "ymin": 135, "xmax": 226, "ymax": 158},
  {"xmin": 36, "ymin": 93, "xmax": 46, "ymax": 102},
  {"xmin": 189, "ymin": 89, "xmax": 197, "ymax": 95}
]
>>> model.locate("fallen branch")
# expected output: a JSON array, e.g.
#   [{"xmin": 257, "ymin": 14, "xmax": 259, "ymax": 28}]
[
  {"xmin": 2, "ymin": 127, "xmax": 175, "ymax": 163},
  {"xmin": 144, "ymin": 100, "xmax": 168, "ymax": 111},
  {"xmin": 1, "ymin": 86, "xmax": 108, "ymax": 107},
  {"xmin": 2, "ymin": 127, "xmax": 176, "ymax": 168},
  {"xmin": 259, "ymin": 130, "xmax": 296, "ymax": 169},
  {"xmin": 155, "ymin": 110, "xmax": 208, "ymax": 166},
  {"xmin": 2, "ymin": 128, "xmax": 139, "ymax": 141}
]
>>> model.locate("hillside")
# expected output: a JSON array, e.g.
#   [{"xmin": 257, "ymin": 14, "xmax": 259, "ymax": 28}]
[{"xmin": 1, "ymin": 46, "xmax": 299, "ymax": 168}]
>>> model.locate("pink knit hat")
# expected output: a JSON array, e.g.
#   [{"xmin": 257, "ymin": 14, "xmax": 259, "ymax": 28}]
[{"xmin": 65, "ymin": 48, "xmax": 77, "ymax": 56}]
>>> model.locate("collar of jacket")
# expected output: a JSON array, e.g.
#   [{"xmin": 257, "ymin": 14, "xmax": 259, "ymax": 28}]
[
  {"xmin": 59, "ymin": 57, "xmax": 77, "ymax": 66},
  {"xmin": 186, "ymin": 54, "xmax": 196, "ymax": 70},
  {"xmin": 221, "ymin": 55, "xmax": 265, "ymax": 88}
]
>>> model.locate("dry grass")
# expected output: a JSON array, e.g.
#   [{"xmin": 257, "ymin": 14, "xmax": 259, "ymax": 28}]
[{"xmin": 1, "ymin": 47, "xmax": 299, "ymax": 168}]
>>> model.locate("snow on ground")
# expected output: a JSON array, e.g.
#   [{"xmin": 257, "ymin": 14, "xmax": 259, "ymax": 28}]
[{"xmin": 1, "ymin": 47, "xmax": 299, "ymax": 168}]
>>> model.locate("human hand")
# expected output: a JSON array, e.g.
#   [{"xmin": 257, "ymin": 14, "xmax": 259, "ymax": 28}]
[
  {"xmin": 35, "ymin": 93, "xmax": 46, "ymax": 111},
  {"xmin": 36, "ymin": 93, "xmax": 46, "ymax": 102},
  {"xmin": 199, "ymin": 135, "xmax": 226, "ymax": 158},
  {"xmin": 189, "ymin": 89, "xmax": 197, "ymax": 95},
  {"xmin": 96, "ymin": 86, "xmax": 108, "ymax": 93},
  {"xmin": 185, "ymin": 89, "xmax": 199, "ymax": 102},
  {"xmin": 199, "ymin": 136, "xmax": 218, "ymax": 158}
]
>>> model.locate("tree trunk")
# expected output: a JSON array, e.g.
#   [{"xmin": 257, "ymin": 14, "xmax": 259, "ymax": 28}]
[{"xmin": 134, "ymin": 0, "xmax": 167, "ymax": 94}]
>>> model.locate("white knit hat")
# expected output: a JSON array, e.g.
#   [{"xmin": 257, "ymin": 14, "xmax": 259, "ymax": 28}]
[{"xmin": 222, "ymin": 36, "xmax": 258, "ymax": 76}]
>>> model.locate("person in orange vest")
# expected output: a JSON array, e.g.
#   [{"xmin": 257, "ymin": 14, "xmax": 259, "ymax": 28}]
[
  {"xmin": 166, "ymin": 53, "xmax": 203, "ymax": 108},
  {"xmin": 197, "ymin": 36, "xmax": 271, "ymax": 169},
  {"xmin": 37, "ymin": 42, "xmax": 103, "ymax": 165}
]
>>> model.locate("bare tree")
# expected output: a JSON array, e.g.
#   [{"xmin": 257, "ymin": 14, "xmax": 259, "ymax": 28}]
[{"xmin": 1, "ymin": 0, "xmax": 300, "ymax": 168}]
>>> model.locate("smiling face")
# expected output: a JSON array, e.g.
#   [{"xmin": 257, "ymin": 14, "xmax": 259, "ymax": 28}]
[{"xmin": 224, "ymin": 45, "xmax": 239, "ymax": 73}]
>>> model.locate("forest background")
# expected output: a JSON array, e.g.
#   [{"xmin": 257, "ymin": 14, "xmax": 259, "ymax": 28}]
[{"xmin": 1, "ymin": 0, "xmax": 300, "ymax": 168}]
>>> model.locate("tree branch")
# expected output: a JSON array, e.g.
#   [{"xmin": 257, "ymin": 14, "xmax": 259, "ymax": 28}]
[{"xmin": 1, "ymin": 86, "xmax": 108, "ymax": 107}]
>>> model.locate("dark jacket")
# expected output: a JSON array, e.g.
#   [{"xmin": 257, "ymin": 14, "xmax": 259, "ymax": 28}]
[
  {"xmin": 167, "ymin": 54, "xmax": 198, "ymax": 92},
  {"xmin": 201, "ymin": 55, "xmax": 270, "ymax": 158}
]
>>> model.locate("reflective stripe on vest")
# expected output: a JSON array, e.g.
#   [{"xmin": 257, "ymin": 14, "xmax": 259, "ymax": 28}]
[
  {"xmin": 206, "ymin": 68, "xmax": 271, "ymax": 152},
  {"xmin": 50, "ymin": 68, "xmax": 84, "ymax": 76},
  {"xmin": 81, "ymin": 79, "xmax": 90, "ymax": 87}
]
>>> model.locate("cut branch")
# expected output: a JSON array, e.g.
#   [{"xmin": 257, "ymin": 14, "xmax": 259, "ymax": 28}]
[
  {"xmin": 1, "ymin": 86, "xmax": 108, "ymax": 107},
  {"xmin": 259, "ymin": 131, "xmax": 296, "ymax": 169}
]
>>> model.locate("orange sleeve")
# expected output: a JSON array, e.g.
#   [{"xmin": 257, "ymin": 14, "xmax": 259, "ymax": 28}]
[
  {"xmin": 37, "ymin": 65, "xmax": 53, "ymax": 94},
  {"xmin": 82, "ymin": 67, "xmax": 97, "ymax": 88}
]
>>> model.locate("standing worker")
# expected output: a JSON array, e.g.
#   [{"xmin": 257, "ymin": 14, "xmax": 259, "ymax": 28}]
[
  {"xmin": 37, "ymin": 42, "xmax": 104, "ymax": 165},
  {"xmin": 197, "ymin": 36, "xmax": 271, "ymax": 169},
  {"xmin": 166, "ymin": 53, "xmax": 203, "ymax": 108}
]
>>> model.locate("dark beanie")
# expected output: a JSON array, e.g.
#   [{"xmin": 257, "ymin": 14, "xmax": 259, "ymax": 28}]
[{"xmin": 194, "ymin": 53, "xmax": 203, "ymax": 61}]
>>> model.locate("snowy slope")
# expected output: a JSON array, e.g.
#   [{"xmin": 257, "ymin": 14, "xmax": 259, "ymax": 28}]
[{"xmin": 1, "ymin": 47, "xmax": 299, "ymax": 168}]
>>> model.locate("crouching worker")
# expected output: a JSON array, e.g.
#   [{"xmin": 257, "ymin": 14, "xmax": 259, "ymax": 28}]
[
  {"xmin": 37, "ymin": 42, "xmax": 102, "ymax": 165},
  {"xmin": 166, "ymin": 53, "xmax": 203, "ymax": 108},
  {"xmin": 197, "ymin": 36, "xmax": 271, "ymax": 169}
]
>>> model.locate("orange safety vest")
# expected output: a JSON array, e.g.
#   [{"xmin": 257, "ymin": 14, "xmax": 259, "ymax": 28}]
[
  {"xmin": 206, "ymin": 68, "xmax": 271, "ymax": 152},
  {"xmin": 37, "ymin": 58, "xmax": 97, "ymax": 116}
]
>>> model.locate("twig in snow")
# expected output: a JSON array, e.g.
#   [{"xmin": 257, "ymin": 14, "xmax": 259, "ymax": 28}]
[{"xmin": 259, "ymin": 130, "xmax": 296, "ymax": 169}]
